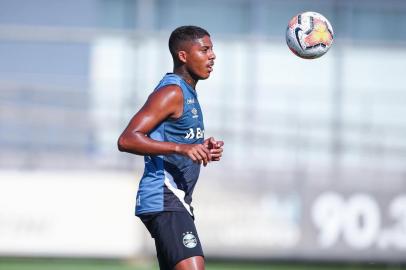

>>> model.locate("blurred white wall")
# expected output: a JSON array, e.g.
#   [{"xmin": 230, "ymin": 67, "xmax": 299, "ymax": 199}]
[{"xmin": 0, "ymin": 171, "xmax": 146, "ymax": 258}]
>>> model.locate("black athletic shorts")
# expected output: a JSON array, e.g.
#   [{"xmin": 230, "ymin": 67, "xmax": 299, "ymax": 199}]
[{"xmin": 139, "ymin": 211, "xmax": 204, "ymax": 270}]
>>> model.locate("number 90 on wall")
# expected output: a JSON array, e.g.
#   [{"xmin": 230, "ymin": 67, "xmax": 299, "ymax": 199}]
[{"xmin": 311, "ymin": 192, "xmax": 406, "ymax": 250}]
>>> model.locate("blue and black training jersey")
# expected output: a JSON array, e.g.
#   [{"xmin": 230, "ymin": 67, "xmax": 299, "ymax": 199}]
[{"xmin": 135, "ymin": 73, "xmax": 205, "ymax": 217}]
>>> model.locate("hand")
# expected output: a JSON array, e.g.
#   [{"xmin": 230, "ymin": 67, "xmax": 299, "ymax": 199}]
[
  {"xmin": 177, "ymin": 144, "xmax": 212, "ymax": 166},
  {"xmin": 204, "ymin": 137, "xmax": 224, "ymax": 162}
]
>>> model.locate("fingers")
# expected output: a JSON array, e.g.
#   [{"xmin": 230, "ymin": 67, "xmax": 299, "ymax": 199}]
[
  {"xmin": 205, "ymin": 137, "xmax": 224, "ymax": 150},
  {"xmin": 204, "ymin": 137, "xmax": 216, "ymax": 150},
  {"xmin": 215, "ymin": 140, "xmax": 224, "ymax": 148},
  {"xmin": 188, "ymin": 144, "xmax": 211, "ymax": 166},
  {"xmin": 207, "ymin": 138, "xmax": 224, "ymax": 162},
  {"xmin": 181, "ymin": 139, "xmax": 224, "ymax": 166},
  {"xmin": 209, "ymin": 147, "xmax": 223, "ymax": 161}
]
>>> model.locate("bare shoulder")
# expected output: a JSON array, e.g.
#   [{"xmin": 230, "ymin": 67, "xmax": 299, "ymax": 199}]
[
  {"xmin": 150, "ymin": 84, "xmax": 183, "ymax": 101},
  {"xmin": 145, "ymin": 84, "xmax": 183, "ymax": 118}
]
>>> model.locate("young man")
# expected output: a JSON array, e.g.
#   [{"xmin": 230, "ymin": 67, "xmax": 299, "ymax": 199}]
[{"xmin": 118, "ymin": 26, "xmax": 224, "ymax": 270}]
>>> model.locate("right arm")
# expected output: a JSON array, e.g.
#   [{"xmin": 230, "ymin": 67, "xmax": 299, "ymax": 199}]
[{"xmin": 117, "ymin": 85, "xmax": 212, "ymax": 165}]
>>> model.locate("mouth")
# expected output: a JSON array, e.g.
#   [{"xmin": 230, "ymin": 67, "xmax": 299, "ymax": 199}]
[{"xmin": 207, "ymin": 62, "xmax": 214, "ymax": 72}]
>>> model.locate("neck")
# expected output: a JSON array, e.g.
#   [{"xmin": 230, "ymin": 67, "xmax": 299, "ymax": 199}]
[{"xmin": 173, "ymin": 66, "xmax": 197, "ymax": 89}]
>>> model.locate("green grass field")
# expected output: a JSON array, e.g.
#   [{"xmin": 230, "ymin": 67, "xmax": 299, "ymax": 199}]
[{"xmin": 0, "ymin": 259, "xmax": 405, "ymax": 270}]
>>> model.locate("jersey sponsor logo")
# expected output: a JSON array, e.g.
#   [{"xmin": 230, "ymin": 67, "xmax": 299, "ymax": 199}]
[
  {"xmin": 187, "ymin": 98, "xmax": 195, "ymax": 104},
  {"xmin": 182, "ymin": 232, "xmax": 197, "ymax": 248},
  {"xmin": 185, "ymin": 128, "xmax": 204, "ymax": 139}
]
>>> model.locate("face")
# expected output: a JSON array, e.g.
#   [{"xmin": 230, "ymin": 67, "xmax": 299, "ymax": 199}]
[{"xmin": 182, "ymin": 35, "xmax": 216, "ymax": 80}]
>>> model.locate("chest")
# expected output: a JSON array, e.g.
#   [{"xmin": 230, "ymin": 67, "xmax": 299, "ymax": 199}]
[{"xmin": 165, "ymin": 97, "xmax": 205, "ymax": 142}]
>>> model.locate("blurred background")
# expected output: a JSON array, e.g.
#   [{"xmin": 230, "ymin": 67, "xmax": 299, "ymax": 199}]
[{"xmin": 0, "ymin": 0, "xmax": 406, "ymax": 269}]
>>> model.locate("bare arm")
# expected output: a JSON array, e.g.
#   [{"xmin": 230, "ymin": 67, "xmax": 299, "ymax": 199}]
[{"xmin": 117, "ymin": 85, "xmax": 212, "ymax": 165}]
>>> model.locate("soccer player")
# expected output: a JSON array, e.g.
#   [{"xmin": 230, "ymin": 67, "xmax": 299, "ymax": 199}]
[{"xmin": 118, "ymin": 26, "xmax": 224, "ymax": 270}]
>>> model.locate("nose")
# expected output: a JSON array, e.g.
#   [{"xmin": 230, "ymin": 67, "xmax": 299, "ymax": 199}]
[{"xmin": 209, "ymin": 49, "xmax": 216, "ymax": 60}]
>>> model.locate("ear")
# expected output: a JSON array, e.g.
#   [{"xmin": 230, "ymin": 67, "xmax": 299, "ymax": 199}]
[{"xmin": 177, "ymin": 51, "xmax": 187, "ymax": 64}]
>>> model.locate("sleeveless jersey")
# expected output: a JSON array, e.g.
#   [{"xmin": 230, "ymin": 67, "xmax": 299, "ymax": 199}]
[{"xmin": 135, "ymin": 73, "xmax": 205, "ymax": 216}]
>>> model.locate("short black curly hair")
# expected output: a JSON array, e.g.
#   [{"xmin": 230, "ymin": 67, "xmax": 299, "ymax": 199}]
[{"xmin": 168, "ymin": 25, "xmax": 210, "ymax": 59}]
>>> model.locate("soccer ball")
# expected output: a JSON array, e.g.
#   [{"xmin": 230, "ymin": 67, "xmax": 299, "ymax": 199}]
[{"xmin": 286, "ymin": 11, "xmax": 334, "ymax": 59}]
